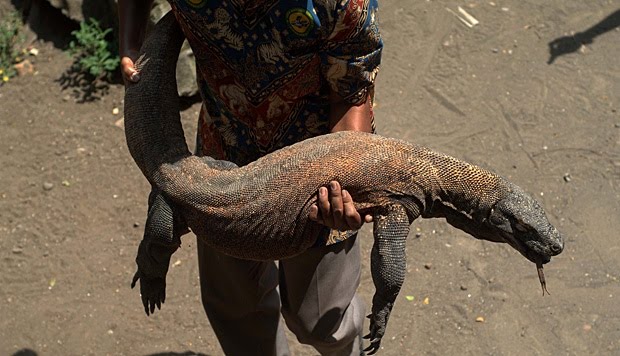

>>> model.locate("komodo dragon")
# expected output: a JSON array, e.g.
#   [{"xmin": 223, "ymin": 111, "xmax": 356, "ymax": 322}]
[{"xmin": 124, "ymin": 12, "xmax": 564, "ymax": 354}]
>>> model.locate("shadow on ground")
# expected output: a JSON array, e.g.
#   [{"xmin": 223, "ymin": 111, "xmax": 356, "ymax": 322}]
[
  {"xmin": 548, "ymin": 8, "xmax": 620, "ymax": 63},
  {"xmin": 147, "ymin": 352, "xmax": 210, "ymax": 356}
]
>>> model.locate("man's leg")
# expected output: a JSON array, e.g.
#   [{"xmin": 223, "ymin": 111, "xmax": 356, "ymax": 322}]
[
  {"xmin": 280, "ymin": 235, "xmax": 365, "ymax": 356},
  {"xmin": 197, "ymin": 239, "xmax": 290, "ymax": 356}
]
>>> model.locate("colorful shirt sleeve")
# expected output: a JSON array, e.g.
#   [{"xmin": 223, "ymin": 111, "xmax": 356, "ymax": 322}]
[{"xmin": 321, "ymin": 0, "xmax": 383, "ymax": 105}]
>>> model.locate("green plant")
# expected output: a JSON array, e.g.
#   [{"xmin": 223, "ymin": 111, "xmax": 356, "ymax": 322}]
[
  {"xmin": 0, "ymin": 11, "xmax": 24, "ymax": 84},
  {"xmin": 69, "ymin": 18, "xmax": 119, "ymax": 81}
]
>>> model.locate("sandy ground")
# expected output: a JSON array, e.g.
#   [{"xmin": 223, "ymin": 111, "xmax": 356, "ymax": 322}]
[{"xmin": 1, "ymin": 1, "xmax": 619, "ymax": 355}]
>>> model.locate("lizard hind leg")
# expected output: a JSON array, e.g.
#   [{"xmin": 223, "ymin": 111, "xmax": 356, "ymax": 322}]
[
  {"xmin": 132, "ymin": 188, "xmax": 187, "ymax": 315},
  {"xmin": 365, "ymin": 204, "xmax": 417, "ymax": 354}
]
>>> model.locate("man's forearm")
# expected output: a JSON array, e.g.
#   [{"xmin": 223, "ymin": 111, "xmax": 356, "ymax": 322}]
[
  {"xmin": 329, "ymin": 91, "xmax": 374, "ymax": 133},
  {"xmin": 118, "ymin": 0, "xmax": 155, "ymax": 56}
]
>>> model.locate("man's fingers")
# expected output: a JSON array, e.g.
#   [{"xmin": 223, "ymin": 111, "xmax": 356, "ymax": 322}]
[
  {"xmin": 121, "ymin": 56, "xmax": 140, "ymax": 83},
  {"xmin": 326, "ymin": 181, "xmax": 346, "ymax": 230},
  {"xmin": 309, "ymin": 204, "xmax": 320, "ymax": 222},
  {"xmin": 342, "ymin": 189, "xmax": 362, "ymax": 230},
  {"xmin": 328, "ymin": 181, "xmax": 344, "ymax": 220},
  {"xmin": 318, "ymin": 186, "xmax": 334, "ymax": 227},
  {"xmin": 313, "ymin": 182, "xmax": 370, "ymax": 231}
]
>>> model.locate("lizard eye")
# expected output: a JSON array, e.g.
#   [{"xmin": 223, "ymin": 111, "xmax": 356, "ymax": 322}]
[{"xmin": 488, "ymin": 208, "xmax": 504, "ymax": 226}]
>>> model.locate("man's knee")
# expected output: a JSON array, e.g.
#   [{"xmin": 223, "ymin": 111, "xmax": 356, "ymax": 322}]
[
  {"xmin": 282, "ymin": 295, "xmax": 364, "ymax": 353},
  {"xmin": 283, "ymin": 308, "xmax": 340, "ymax": 344}
]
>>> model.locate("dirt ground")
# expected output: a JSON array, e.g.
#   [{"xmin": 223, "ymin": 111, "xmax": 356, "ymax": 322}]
[{"xmin": 1, "ymin": 1, "xmax": 619, "ymax": 355}]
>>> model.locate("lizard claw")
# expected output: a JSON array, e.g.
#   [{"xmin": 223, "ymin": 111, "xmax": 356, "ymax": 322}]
[
  {"xmin": 131, "ymin": 268, "xmax": 166, "ymax": 316},
  {"xmin": 362, "ymin": 326, "xmax": 383, "ymax": 354},
  {"xmin": 363, "ymin": 296, "xmax": 394, "ymax": 354},
  {"xmin": 363, "ymin": 339, "xmax": 382, "ymax": 355},
  {"xmin": 131, "ymin": 270, "xmax": 140, "ymax": 289}
]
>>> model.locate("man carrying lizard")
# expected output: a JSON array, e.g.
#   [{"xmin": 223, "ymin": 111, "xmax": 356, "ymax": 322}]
[{"xmin": 119, "ymin": 1, "xmax": 382, "ymax": 354}]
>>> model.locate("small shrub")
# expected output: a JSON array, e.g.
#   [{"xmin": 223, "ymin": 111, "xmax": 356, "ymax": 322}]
[
  {"xmin": 68, "ymin": 18, "xmax": 119, "ymax": 81},
  {"xmin": 0, "ymin": 11, "xmax": 24, "ymax": 84}
]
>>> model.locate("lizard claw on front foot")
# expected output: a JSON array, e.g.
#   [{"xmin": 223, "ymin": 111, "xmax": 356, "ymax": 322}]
[
  {"xmin": 131, "ymin": 270, "xmax": 166, "ymax": 316},
  {"xmin": 362, "ymin": 300, "xmax": 394, "ymax": 355},
  {"xmin": 362, "ymin": 322, "xmax": 383, "ymax": 355},
  {"xmin": 362, "ymin": 334, "xmax": 382, "ymax": 355}
]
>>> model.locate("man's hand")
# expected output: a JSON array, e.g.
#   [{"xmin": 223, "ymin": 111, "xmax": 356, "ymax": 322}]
[
  {"xmin": 309, "ymin": 180, "xmax": 372, "ymax": 231},
  {"xmin": 310, "ymin": 90, "xmax": 375, "ymax": 231},
  {"xmin": 121, "ymin": 50, "xmax": 141, "ymax": 84}
]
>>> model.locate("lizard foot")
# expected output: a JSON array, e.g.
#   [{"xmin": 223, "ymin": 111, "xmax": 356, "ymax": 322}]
[
  {"xmin": 130, "ymin": 188, "xmax": 185, "ymax": 316},
  {"xmin": 363, "ymin": 296, "xmax": 394, "ymax": 355},
  {"xmin": 131, "ymin": 270, "xmax": 166, "ymax": 316}
]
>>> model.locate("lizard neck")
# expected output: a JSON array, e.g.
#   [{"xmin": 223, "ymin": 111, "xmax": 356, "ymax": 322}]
[{"xmin": 409, "ymin": 147, "xmax": 507, "ymax": 224}]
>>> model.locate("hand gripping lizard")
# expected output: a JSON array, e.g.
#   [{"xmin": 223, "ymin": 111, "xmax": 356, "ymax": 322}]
[{"xmin": 124, "ymin": 12, "xmax": 564, "ymax": 354}]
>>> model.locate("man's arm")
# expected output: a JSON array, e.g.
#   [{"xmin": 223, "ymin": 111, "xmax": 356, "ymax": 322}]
[
  {"xmin": 118, "ymin": 0, "xmax": 154, "ymax": 83},
  {"xmin": 308, "ymin": 92, "xmax": 375, "ymax": 231},
  {"xmin": 308, "ymin": 0, "xmax": 382, "ymax": 232},
  {"xmin": 329, "ymin": 92, "xmax": 374, "ymax": 133}
]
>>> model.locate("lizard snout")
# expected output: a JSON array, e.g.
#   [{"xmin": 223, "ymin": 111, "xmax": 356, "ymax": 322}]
[
  {"xmin": 544, "ymin": 225, "xmax": 564, "ymax": 256},
  {"xmin": 549, "ymin": 237, "xmax": 563, "ymax": 255}
]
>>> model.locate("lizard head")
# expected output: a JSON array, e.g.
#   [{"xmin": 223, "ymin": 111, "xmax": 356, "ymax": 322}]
[
  {"xmin": 438, "ymin": 180, "xmax": 563, "ymax": 265},
  {"xmin": 484, "ymin": 183, "xmax": 564, "ymax": 264}
]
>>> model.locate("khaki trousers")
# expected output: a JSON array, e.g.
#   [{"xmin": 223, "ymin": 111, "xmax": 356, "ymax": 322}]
[{"xmin": 197, "ymin": 234, "xmax": 365, "ymax": 355}]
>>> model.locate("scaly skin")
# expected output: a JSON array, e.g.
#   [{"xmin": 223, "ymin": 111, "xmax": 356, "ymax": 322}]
[{"xmin": 124, "ymin": 12, "xmax": 564, "ymax": 354}]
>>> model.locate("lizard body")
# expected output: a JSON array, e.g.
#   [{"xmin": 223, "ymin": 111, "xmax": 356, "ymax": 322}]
[{"xmin": 124, "ymin": 13, "xmax": 564, "ymax": 354}]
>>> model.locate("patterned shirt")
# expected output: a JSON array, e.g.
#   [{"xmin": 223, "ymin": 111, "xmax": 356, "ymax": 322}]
[
  {"xmin": 169, "ymin": 0, "xmax": 383, "ymax": 244},
  {"xmin": 169, "ymin": 0, "xmax": 382, "ymax": 164}
]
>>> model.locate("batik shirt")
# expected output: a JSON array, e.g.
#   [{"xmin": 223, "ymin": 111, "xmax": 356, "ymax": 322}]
[
  {"xmin": 169, "ymin": 0, "xmax": 382, "ymax": 163},
  {"xmin": 169, "ymin": 0, "xmax": 382, "ymax": 243}
]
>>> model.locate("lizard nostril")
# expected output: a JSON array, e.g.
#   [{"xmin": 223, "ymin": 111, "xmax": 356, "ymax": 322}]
[{"xmin": 550, "ymin": 243, "xmax": 563, "ymax": 254}]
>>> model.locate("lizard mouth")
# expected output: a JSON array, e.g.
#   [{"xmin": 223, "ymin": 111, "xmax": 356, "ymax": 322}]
[
  {"xmin": 525, "ymin": 248, "xmax": 551, "ymax": 265},
  {"xmin": 502, "ymin": 232, "xmax": 551, "ymax": 265},
  {"xmin": 500, "ymin": 231, "xmax": 553, "ymax": 295}
]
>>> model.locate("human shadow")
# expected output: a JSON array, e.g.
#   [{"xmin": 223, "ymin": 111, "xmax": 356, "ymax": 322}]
[
  {"xmin": 146, "ymin": 352, "xmax": 209, "ymax": 356},
  {"xmin": 547, "ymin": 9, "xmax": 620, "ymax": 64},
  {"xmin": 10, "ymin": 349, "xmax": 210, "ymax": 356},
  {"xmin": 11, "ymin": 348, "xmax": 37, "ymax": 356}
]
